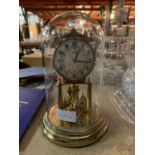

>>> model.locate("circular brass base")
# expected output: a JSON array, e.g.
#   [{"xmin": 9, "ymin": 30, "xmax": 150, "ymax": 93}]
[{"xmin": 42, "ymin": 105, "xmax": 108, "ymax": 147}]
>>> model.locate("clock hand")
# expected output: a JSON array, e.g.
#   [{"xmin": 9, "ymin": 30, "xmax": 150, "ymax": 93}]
[
  {"xmin": 73, "ymin": 47, "xmax": 84, "ymax": 61},
  {"xmin": 73, "ymin": 50, "xmax": 81, "ymax": 62},
  {"xmin": 73, "ymin": 60, "xmax": 91, "ymax": 63},
  {"xmin": 73, "ymin": 51, "xmax": 79, "ymax": 61}
]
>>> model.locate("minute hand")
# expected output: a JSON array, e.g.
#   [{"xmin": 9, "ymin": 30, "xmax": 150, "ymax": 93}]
[{"xmin": 73, "ymin": 60, "xmax": 91, "ymax": 63}]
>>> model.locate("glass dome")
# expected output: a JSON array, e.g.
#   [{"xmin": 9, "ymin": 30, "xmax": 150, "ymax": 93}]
[
  {"xmin": 41, "ymin": 12, "xmax": 108, "ymax": 147},
  {"xmin": 42, "ymin": 11, "xmax": 103, "ymax": 52},
  {"xmin": 112, "ymin": 41, "xmax": 135, "ymax": 125}
]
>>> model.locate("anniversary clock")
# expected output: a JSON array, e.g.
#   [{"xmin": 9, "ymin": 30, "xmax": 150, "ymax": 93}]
[{"xmin": 42, "ymin": 12, "xmax": 108, "ymax": 147}]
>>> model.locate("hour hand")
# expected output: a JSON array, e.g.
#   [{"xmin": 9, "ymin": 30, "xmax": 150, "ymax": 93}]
[
  {"xmin": 73, "ymin": 52, "xmax": 79, "ymax": 61},
  {"xmin": 73, "ymin": 50, "xmax": 80, "ymax": 62}
]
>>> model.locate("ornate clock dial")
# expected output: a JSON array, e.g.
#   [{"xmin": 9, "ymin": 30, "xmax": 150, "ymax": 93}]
[{"xmin": 53, "ymin": 38, "xmax": 95, "ymax": 81}]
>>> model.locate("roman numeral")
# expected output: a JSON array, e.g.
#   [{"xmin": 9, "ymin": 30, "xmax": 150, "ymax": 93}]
[
  {"xmin": 72, "ymin": 41, "xmax": 77, "ymax": 48},
  {"xmin": 59, "ymin": 51, "xmax": 64, "ymax": 55},
  {"xmin": 81, "ymin": 44, "xmax": 84, "ymax": 49},
  {"xmin": 65, "ymin": 44, "xmax": 68, "ymax": 49}
]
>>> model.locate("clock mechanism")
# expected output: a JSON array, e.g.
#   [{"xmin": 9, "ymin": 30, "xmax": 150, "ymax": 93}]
[{"xmin": 42, "ymin": 12, "xmax": 108, "ymax": 147}]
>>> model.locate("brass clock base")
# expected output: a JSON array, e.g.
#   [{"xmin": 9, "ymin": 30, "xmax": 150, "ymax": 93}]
[{"xmin": 42, "ymin": 104, "xmax": 108, "ymax": 147}]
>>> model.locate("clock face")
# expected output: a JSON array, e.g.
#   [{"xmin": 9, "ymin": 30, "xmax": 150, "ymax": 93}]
[{"xmin": 53, "ymin": 38, "xmax": 95, "ymax": 81}]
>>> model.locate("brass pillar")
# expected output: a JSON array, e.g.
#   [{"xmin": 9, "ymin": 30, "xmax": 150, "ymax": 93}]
[{"xmin": 87, "ymin": 77, "xmax": 92, "ymax": 124}]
